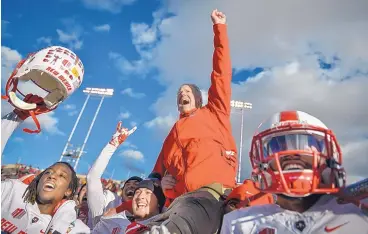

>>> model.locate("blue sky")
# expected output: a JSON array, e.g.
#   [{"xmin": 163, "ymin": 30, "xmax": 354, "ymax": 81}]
[
  {"xmin": 1, "ymin": 0, "xmax": 171, "ymax": 179},
  {"xmin": 2, "ymin": 0, "xmax": 368, "ymax": 184}
]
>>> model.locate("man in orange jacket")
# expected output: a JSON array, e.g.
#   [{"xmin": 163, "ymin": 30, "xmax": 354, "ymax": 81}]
[
  {"xmin": 146, "ymin": 9, "xmax": 237, "ymax": 233},
  {"xmin": 151, "ymin": 8, "xmax": 237, "ymax": 205}
]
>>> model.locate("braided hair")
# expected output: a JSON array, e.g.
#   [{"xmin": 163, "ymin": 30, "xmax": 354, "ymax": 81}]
[{"xmin": 22, "ymin": 162, "xmax": 79, "ymax": 205}]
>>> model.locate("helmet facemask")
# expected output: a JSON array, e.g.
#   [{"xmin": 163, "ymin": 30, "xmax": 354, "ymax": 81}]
[{"xmin": 250, "ymin": 123, "xmax": 346, "ymax": 197}]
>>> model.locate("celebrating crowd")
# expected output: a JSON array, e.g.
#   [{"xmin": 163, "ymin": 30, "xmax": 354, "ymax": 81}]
[{"xmin": 1, "ymin": 9, "xmax": 368, "ymax": 234}]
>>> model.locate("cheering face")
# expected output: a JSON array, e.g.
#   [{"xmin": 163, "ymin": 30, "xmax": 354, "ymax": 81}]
[
  {"xmin": 132, "ymin": 188, "xmax": 159, "ymax": 219},
  {"xmin": 269, "ymin": 146, "xmax": 326, "ymax": 172},
  {"xmin": 177, "ymin": 85, "xmax": 196, "ymax": 114},
  {"xmin": 37, "ymin": 163, "xmax": 72, "ymax": 204},
  {"xmin": 122, "ymin": 180, "xmax": 140, "ymax": 201}
]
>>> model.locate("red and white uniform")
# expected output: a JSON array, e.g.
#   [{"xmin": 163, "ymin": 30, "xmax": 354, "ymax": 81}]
[
  {"xmin": 1, "ymin": 112, "xmax": 22, "ymax": 155},
  {"xmin": 1, "ymin": 179, "xmax": 90, "ymax": 233},
  {"xmin": 220, "ymin": 195, "xmax": 368, "ymax": 234},
  {"xmin": 91, "ymin": 211, "xmax": 156, "ymax": 234},
  {"xmin": 87, "ymin": 143, "xmax": 122, "ymax": 228}
]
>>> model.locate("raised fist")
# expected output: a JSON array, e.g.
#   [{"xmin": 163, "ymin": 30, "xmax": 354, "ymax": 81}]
[
  {"xmin": 211, "ymin": 9, "xmax": 227, "ymax": 25},
  {"xmin": 109, "ymin": 121, "xmax": 137, "ymax": 147}
]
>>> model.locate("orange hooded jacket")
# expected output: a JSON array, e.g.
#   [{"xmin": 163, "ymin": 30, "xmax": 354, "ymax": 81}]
[{"xmin": 152, "ymin": 24, "xmax": 238, "ymax": 202}]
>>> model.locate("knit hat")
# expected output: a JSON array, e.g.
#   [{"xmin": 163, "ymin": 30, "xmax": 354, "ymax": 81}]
[
  {"xmin": 135, "ymin": 179, "xmax": 166, "ymax": 212},
  {"xmin": 177, "ymin": 84, "xmax": 203, "ymax": 109}
]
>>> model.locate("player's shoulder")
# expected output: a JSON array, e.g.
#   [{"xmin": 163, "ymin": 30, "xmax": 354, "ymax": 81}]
[
  {"xmin": 224, "ymin": 204, "xmax": 281, "ymax": 222},
  {"xmin": 315, "ymin": 194, "xmax": 366, "ymax": 215},
  {"xmin": 2, "ymin": 179, "xmax": 27, "ymax": 192}
]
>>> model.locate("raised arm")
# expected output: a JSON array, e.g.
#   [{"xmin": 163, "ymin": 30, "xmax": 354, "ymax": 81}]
[
  {"xmin": 1, "ymin": 112, "xmax": 22, "ymax": 154},
  {"xmin": 207, "ymin": 9, "xmax": 232, "ymax": 116},
  {"xmin": 86, "ymin": 121, "xmax": 136, "ymax": 226}
]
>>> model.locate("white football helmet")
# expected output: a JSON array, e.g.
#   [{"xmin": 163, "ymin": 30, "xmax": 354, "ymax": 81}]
[
  {"xmin": 249, "ymin": 110, "xmax": 346, "ymax": 197},
  {"xmin": 2, "ymin": 46, "xmax": 84, "ymax": 133}
]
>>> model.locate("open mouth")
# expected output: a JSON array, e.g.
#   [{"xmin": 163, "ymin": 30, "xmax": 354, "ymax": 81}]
[
  {"xmin": 136, "ymin": 202, "xmax": 147, "ymax": 209},
  {"xmin": 125, "ymin": 189, "xmax": 135, "ymax": 198},
  {"xmin": 281, "ymin": 160, "xmax": 306, "ymax": 171},
  {"xmin": 179, "ymin": 96, "xmax": 190, "ymax": 105},
  {"xmin": 43, "ymin": 182, "xmax": 56, "ymax": 192}
]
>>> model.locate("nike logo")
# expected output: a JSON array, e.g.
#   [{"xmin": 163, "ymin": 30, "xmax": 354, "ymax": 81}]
[{"xmin": 324, "ymin": 222, "xmax": 349, "ymax": 232}]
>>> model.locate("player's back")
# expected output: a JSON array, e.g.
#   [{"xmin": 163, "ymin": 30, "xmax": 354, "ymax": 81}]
[{"xmin": 221, "ymin": 195, "xmax": 368, "ymax": 234}]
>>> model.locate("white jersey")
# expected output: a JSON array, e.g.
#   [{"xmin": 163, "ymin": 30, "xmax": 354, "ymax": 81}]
[
  {"xmin": 1, "ymin": 179, "xmax": 90, "ymax": 234},
  {"xmin": 221, "ymin": 195, "xmax": 368, "ymax": 234},
  {"xmin": 87, "ymin": 143, "xmax": 122, "ymax": 228},
  {"xmin": 1, "ymin": 112, "xmax": 22, "ymax": 155},
  {"xmin": 91, "ymin": 211, "xmax": 157, "ymax": 234}
]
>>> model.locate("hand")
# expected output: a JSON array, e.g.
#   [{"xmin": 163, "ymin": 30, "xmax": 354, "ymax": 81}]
[
  {"xmin": 161, "ymin": 174, "xmax": 176, "ymax": 191},
  {"xmin": 211, "ymin": 9, "xmax": 227, "ymax": 25},
  {"xmin": 109, "ymin": 121, "xmax": 137, "ymax": 147},
  {"xmin": 13, "ymin": 94, "xmax": 48, "ymax": 120}
]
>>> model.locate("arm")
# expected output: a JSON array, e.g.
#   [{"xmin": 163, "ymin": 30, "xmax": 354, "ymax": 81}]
[
  {"xmin": 1, "ymin": 112, "xmax": 22, "ymax": 154},
  {"xmin": 86, "ymin": 121, "xmax": 136, "ymax": 227},
  {"xmin": 86, "ymin": 143, "xmax": 117, "ymax": 221},
  {"xmin": 207, "ymin": 10, "xmax": 232, "ymax": 116}
]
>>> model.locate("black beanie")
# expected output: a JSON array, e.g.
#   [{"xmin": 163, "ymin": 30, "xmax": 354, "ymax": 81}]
[
  {"xmin": 135, "ymin": 179, "xmax": 166, "ymax": 212},
  {"xmin": 177, "ymin": 84, "xmax": 203, "ymax": 108}
]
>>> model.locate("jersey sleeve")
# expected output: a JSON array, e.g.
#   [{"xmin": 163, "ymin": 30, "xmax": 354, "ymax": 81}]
[
  {"xmin": 86, "ymin": 143, "xmax": 118, "ymax": 227},
  {"xmin": 1, "ymin": 112, "xmax": 22, "ymax": 154}
]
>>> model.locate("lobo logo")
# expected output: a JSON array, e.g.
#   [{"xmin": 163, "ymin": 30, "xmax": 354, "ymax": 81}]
[{"xmin": 46, "ymin": 67, "xmax": 72, "ymax": 92}]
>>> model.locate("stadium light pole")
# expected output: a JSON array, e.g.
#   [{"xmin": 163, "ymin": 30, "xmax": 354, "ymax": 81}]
[
  {"xmin": 230, "ymin": 100, "xmax": 252, "ymax": 184},
  {"xmin": 59, "ymin": 88, "xmax": 114, "ymax": 171},
  {"xmin": 73, "ymin": 88, "xmax": 114, "ymax": 171},
  {"xmin": 59, "ymin": 92, "xmax": 91, "ymax": 162}
]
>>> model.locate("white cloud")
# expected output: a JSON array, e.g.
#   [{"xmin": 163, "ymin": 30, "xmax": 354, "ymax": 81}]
[
  {"xmin": 62, "ymin": 104, "xmax": 76, "ymax": 110},
  {"xmin": 120, "ymin": 149, "xmax": 144, "ymax": 161},
  {"xmin": 37, "ymin": 37, "xmax": 52, "ymax": 46},
  {"xmin": 130, "ymin": 121, "xmax": 137, "ymax": 127},
  {"xmin": 144, "ymin": 114, "xmax": 176, "ymax": 134},
  {"xmin": 118, "ymin": 111, "xmax": 131, "ymax": 119},
  {"xmin": 121, "ymin": 88, "xmax": 146, "ymax": 99},
  {"xmin": 57, "ymin": 29, "xmax": 83, "ymax": 50},
  {"xmin": 137, "ymin": 0, "xmax": 368, "ymax": 182},
  {"xmin": 108, "ymin": 10, "xmax": 165, "ymax": 77},
  {"xmin": 122, "ymin": 141, "xmax": 138, "ymax": 149},
  {"xmin": 80, "ymin": 0, "xmax": 136, "ymax": 13},
  {"xmin": 93, "ymin": 24, "xmax": 111, "ymax": 32},
  {"xmin": 56, "ymin": 18, "xmax": 84, "ymax": 50},
  {"xmin": 1, "ymin": 46, "xmax": 22, "ymax": 85}
]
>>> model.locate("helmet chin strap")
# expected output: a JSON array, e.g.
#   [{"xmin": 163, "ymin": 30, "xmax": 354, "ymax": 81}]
[{"xmin": 23, "ymin": 111, "xmax": 41, "ymax": 134}]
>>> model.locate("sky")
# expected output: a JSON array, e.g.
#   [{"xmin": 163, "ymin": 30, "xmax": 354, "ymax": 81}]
[{"xmin": 1, "ymin": 0, "xmax": 368, "ymax": 184}]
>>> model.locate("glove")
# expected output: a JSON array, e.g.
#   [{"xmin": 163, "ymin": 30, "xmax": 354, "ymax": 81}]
[
  {"xmin": 109, "ymin": 121, "xmax": 137, "ymax": 147},
  {"xmin": 13, "ymin": 94, "xmax": 48, "ymax": 120}
]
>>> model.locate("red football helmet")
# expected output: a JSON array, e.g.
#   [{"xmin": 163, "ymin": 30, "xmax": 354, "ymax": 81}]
[{"xmin": 249, "ymin": 110, "xmax": 346, "ymax": 197}]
